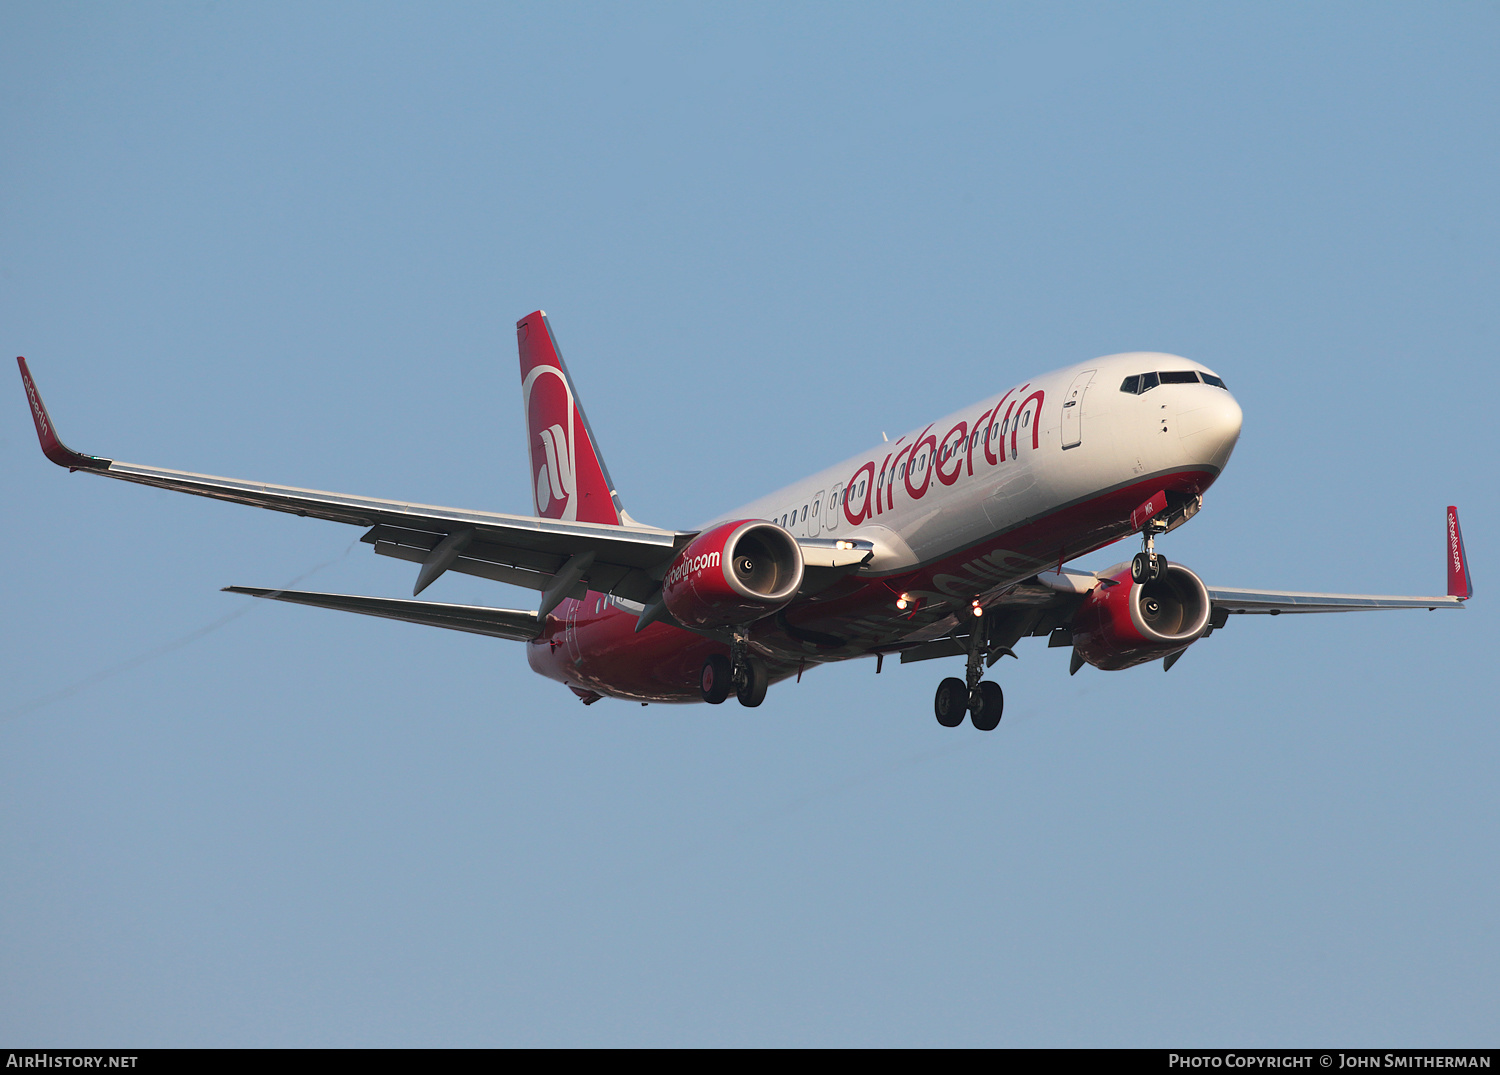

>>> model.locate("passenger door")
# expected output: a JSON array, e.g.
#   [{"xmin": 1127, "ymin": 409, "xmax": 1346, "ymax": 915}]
[{"xmin": 1060, "ymin": 369, "xmax": 1096, "ymax": 450}]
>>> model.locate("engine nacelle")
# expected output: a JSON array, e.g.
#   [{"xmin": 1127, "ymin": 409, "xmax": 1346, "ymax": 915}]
[
  {"xmin": 1070, "ymin": 561, "xmax": 1212, "ymax": 671},
  {"xmin": 662, "ymin": 520, "xmax": 804, "ymax": 628}
]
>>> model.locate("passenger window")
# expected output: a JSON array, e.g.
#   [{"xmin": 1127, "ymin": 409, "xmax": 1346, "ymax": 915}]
[
  {"xmin": 1022, "ymin": 411, "xmax": 1030, "ymax": 427},
  {"xmin": 1159, "ymin": 371, "xmax": 1200, "ymax": 384},
  {"xmin": 1139, "ymin": 372, "xmax": 1159, "ymax": 393},
  {"xmin": 1120, "ymin": 375, "xmax": 1140, "ymax": 394},
  {"xmin": 801, "ymin": 505, "xmax": 808, "ymax": 522},
  {"xmin": 1202, "ymin": 373, "xmax": 1227, "ymax": 389}
]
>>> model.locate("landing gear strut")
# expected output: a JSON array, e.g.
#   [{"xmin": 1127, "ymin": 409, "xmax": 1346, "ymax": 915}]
[
  {"xmin": 1132, "ymin": 516, "xmax": 1169, "ymax": 584},
  {"xmin": 725, "ymin": 629, "xmax": 767, "ymax": 708},
  {"xmin": 932, "ymin": 609, "xmax": 1005, "ymax": 730}
]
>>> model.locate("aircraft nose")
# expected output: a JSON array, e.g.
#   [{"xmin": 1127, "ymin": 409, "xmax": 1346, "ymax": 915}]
[{"xmin": 1176, "ymin": 388, "xmax": 1242, "ymax": 470}]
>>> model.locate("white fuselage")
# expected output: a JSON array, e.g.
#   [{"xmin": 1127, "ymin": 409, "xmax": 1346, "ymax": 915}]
[{"xmin": 715, "ymin": 352, "xmax": 1243, "ymax": 577}]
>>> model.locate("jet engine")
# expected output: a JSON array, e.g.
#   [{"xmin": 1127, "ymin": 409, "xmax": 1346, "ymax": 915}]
[
  {"xmin": 662, "ymin": 520, "xmax": 804, "ymax": 628},
  {"xmin": 1070, "ymin": 561, "xmax": 1213, "ymax": 671}
]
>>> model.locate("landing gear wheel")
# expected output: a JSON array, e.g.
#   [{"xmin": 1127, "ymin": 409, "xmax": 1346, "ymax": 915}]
[
  {"xmin": 969, "ymin": 680, "xmax": 1004, "ymax": 731},
  {"xmin": 934, "ymin": 677, "xmax": 967, "ymax": 728},
  {"xmin": 1151, "ymin": 555, "xmax": 1167, "ymax": 582},
  {"xmin": 700, "ymin": 654, "xmax": 731, "ymax": 705},
  {"xmin": 1132, "ymin": 552, "xmax": 1151, "ymax": 584},
  {"xmin": 736, "ymin": 656, "xmax": 768, "ymax": 708}
]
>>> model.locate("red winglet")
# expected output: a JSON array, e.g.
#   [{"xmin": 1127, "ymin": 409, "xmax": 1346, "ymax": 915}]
[
  {"xmin": 15, "ymin": 357, "xmax": 110, "ymax": 470},
  {"xmin": 1130, "ymin": 489, "xmax": 1168, "ymax": 532},
  {"xmin": 1447, "ymin": 506, "xmax": 1473, "ymax": 599}
]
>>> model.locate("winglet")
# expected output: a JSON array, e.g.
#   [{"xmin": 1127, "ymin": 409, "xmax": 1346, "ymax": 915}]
[
  {"xmin": 1447, "ymin": 506, "xmax": 1473, "ymax": 599},
  {"xmin": 16, "ymin": 358, "xmax": 111, "ymax": 471}
]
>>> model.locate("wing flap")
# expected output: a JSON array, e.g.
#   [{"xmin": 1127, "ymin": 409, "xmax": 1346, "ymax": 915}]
[{"xmin": 223, "ymin": 587, "xmax": 543, "ymax": 641}]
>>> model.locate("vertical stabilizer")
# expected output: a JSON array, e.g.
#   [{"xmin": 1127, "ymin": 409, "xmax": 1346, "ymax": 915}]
[{"xmin": 516, "ymin": 311, "xmax": 625, "ymax": 525}]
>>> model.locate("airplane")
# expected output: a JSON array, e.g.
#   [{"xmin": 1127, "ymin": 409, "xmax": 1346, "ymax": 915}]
[{"xmin": 16, "ymin": 311, "xmax": 1473, "ymax": 729}]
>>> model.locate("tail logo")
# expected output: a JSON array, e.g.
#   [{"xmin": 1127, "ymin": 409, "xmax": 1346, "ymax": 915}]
[
  {"xmin": 523, "ymin": 365, "xmax": 578, "ymax": 520},
  {"xmin": 535, "ymin": 422, "xmax": 574, "ymax": 513}
]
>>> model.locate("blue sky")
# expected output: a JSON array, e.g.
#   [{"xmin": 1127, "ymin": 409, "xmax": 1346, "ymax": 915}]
[{"xmin": 2, "ymin": 2, "xmax": 1496, "ymax": 1046}]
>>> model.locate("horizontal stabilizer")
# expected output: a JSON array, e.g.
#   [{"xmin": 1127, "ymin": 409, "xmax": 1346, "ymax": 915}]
[{"xmin": 223, "ymin": 587, "xmax": 542, "ymax": 641}]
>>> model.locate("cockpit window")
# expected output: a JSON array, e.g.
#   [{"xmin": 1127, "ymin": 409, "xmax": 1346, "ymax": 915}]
[{"xmin": 1122, "ymin": 369, "xmax": 1221, "ymax": 394}]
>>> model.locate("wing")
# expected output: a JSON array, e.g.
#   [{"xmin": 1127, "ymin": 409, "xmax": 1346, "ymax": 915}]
[
  {"xmin": 1207, "ymin": 506, "xmax": 1472, "ymax": 617},
  {"xmin": 223, "ymin": 587, "xmax": 542, "ymax": 641},
  {"xmin": 894, "ymin": 502, "xmax": 1475, "ymax": 669},
  {"xmin": 1205, "ymin": 588, "xmax": 1463, "ymax": 615},
  {"xmin": 18, "ymin": 357, "xmax": 691, "ymax": 603}
]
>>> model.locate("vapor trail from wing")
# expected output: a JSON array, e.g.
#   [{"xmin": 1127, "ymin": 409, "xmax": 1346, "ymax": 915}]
[{"xmin": 2, "ymin": 539, "xmax": 360, "ymax": 723}]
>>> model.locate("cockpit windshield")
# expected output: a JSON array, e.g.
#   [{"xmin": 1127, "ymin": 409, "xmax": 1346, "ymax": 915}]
[{"xmin": 1120, "ymin": 370, "xmax": 1228, "ymax": 394}]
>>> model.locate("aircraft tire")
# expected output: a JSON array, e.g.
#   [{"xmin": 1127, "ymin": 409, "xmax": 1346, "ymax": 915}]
[
  {"xmin": 701, "ymin": 654, "xmax": 732, "ymax": 704},
  {"xmin": 970, "ymin": 680, "xmax": 1003, "ymax": 731},
  {"xmin": 736, "ymin": 657, "xmax": 769, "ymax": 708},
  {"xmin": 1132, "ymin": 553, "xmax": 1150, "ymax": 584},
  {"xmin": 934, "ymin": 677, "xmax": 967, "ymax": 727},
  {"xmin": 1152, "ymin": 555, "xmax": 1168, "ymax": 582}
]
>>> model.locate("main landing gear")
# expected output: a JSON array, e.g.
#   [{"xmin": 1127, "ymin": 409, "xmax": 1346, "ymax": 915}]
[
  {"xmin": 700, "ymin": 630, "xmax": 768, "ymax": 708},
  {"xmin": 933, "ymin": 610, "xmax": 1005, "ymax": 731}
]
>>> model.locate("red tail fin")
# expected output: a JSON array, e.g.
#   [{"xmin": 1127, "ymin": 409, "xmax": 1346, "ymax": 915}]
[
  {"xmin": 1447, "ymin": 506, "xmax": 1473, "ymax": 599},
  {"xmin": 516, "ymin": 312, "xmax": 623, "ymax": 525}
]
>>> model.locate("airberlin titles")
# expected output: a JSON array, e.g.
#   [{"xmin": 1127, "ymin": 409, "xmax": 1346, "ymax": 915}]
[
  {"xmin": 841, "ymin": 383, "xmax": 1046, "ymax": 525},
  {"xmin": 663, "ymin": 548, "xmax": 721, "ymax": 591}
]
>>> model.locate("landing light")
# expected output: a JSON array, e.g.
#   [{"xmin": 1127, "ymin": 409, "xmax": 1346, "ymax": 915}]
[
  {"xmin": 896, "ymin": 593, "xmax": 912, "ymax": 610},
  {"xmin": 971, "ymin": 600, "xmax": 984, "ymax": 618}
]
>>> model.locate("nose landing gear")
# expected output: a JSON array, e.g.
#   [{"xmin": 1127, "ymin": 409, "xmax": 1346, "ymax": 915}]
[{"xmin": 1132, "ymin": 515, "xmax": 1170, "ymax": 584}]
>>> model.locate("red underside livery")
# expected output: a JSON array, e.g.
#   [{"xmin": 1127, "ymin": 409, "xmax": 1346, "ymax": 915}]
[{"xmin": 16, "ymin": 312, "xmax": 1473, "ymax": 728}]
